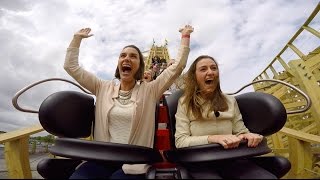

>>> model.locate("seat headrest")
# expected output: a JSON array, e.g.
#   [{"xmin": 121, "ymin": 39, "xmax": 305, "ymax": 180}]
[
  {"xmin": 235, "ymin": 92, "xmax": 287, "ymax": 136},
  {"xmin": 38, "ymin": 91, "xmax": 95, "ymax": 138}
]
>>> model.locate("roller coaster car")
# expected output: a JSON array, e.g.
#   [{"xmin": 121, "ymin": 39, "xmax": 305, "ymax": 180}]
[
  {"xmin": 162, "ymin": 90, "xmax": 290, "ymax": 179},
  {"xmin": 13, "ymin": 78, "xmax": 311, "ymax": 179}
]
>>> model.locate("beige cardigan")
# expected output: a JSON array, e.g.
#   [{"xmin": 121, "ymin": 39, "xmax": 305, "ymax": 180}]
[
  {"xmin": 175, "ymin": 94, "xmax": 249, "ymax": 148},
  {"xmin": 64, "ymin": 46, "xmax": 190, "ymax": 148}
]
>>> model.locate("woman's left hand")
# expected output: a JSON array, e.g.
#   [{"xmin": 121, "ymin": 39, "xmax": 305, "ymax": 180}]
[
  {"xmin": 179, "ymin": 24, "xmax": 194, "ymax": 35},
  {"xmin": 237, "ymin": 133, "xmax": 263, "ymax": 148}
]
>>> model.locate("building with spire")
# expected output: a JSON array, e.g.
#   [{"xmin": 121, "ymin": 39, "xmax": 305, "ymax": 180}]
[{"xmin": 143, "ymin": 40, "xmax": 171, "ymax": 71}]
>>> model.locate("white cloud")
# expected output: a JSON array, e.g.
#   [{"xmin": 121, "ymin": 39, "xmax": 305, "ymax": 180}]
[{"xmin": 0, "ymin": 0, "xmax": 319, "ymax": 133}]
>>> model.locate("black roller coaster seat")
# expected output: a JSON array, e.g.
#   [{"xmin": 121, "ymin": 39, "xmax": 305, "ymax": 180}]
[
  {"xmin": 163, "ymin": 90, "xmax": 291, "ymax": 179},
  {"xmin": 36, "ymin": 91, "xmax": 163, "ymax": 179}
]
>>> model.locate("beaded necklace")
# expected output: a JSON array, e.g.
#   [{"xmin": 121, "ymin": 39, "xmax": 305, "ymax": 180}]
[{"xmin": 117, "ymin": 89, "xmax": 133, "ymax": 105}]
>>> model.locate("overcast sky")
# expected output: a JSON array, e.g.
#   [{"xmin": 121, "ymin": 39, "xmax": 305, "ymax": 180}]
[{"xmin": 0, "ymin": 0, "xmax": 319, "ymax": 135}]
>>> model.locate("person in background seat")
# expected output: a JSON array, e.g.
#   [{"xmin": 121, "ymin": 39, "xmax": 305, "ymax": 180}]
[{"xmin": 142, "ymin": 69, "xmax": 153, "ymax": 83}]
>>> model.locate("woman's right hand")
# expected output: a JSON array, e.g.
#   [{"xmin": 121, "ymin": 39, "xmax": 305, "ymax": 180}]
[
  {"xmin": 74, "ymin": 28, "xmax": 94, "ymax": 39},
  {"xmin": 208, "ymin": 134, "xmax": 242, "ymax": 149}
]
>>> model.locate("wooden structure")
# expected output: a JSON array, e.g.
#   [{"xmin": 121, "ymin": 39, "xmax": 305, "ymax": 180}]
[
  {"xmin": 0, "ymin": 124, "xmax": 43, "ymax": 178},
  {"xmin": 252, "ymin": 3, "xmax": 320, "ymax": 178},
  {"xmin": 144, "ymin": 41, "xmax": 171, "ymax": 71}
]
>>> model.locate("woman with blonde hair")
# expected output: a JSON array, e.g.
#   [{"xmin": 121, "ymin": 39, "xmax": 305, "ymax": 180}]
[{"xmin": 175, "ymin": 55, "xmax": 277, "ymax": 179}]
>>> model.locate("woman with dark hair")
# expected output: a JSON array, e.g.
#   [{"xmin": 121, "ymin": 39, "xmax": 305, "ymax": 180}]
[
  {"xmin": 64, "ymin": 25, "xmax": 194, "ymax": 179},
  {"xmin": 175, "ymin": 55, "xmax": 277, "ymax": 179}
]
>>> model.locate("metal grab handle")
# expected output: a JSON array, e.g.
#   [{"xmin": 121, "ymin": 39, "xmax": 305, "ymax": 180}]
[
  {"xmin": 12, "ymin": 78, "xmax": 92, "ymax": 114},
  {"xmin": 227, "ymin": 79, "xmax": 312, "ymax": 114}
]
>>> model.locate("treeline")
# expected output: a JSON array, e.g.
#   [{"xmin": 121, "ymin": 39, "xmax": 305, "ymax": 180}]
[{"xmin": 30, "ymin": 134, "xmax": 55, "ymax": 144}]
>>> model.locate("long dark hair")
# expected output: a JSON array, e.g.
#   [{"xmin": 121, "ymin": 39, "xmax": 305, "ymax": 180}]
[
  {"xmin": 183, "ymin": 55, "xmax": 228, "ymax": 120},
  {"xmin": 114, "ymin": 45, "xmax": 145, "ymax": 81}
]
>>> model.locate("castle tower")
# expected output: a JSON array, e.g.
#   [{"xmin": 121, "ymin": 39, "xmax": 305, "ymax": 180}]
[{"xmin": 143, "ymin": 39, "xmax": 171, "ymax": 71}]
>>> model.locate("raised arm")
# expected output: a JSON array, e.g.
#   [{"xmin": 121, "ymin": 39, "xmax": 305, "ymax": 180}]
[
  {"xmin": 179, "ymin": 24, "xmax": 193, "ymax": 47},
  {"xmin": 64, "ymin": 28, "xmax": 101, "ymax": 95},
  {"xmin": 69, "ymin": 28, "xmax": 94, "ymax": 48},
  {"xmin": 150, "ymin": 25, "xmax": 194, "ymax": 99}
]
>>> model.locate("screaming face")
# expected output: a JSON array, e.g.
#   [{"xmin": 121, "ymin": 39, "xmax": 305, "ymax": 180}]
[
  {"xmin": 143, "ymin": 70, "xmax": 152, "ymax": 82},
  {"xmin": 195, "ymin": 58, "xmax": 219, "ymax": 97},
  {"xmin": 118, "ymin": 47, "xmax": 140, "ymax": 82}
]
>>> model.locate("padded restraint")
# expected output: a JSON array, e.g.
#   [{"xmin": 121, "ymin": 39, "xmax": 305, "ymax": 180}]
[
  {"xmin": 38, "ymin": 91, "xmax": 163, "ymax": 165},
  {"xmin": 164, "ymin": 90, "xmax": 287, "ymax": 162},
  {"xmin": 50, "ymin": 138, "xmax": 163, "ymax": 164},
  {"xmin": 165, "ymin": 138, "xmax": 270, "ymax": 163},
  {"xmin": 38, "ymin": 91, "xmax": 95, "ymax": 138},
  {"xmin": 235, "ymin": 92, "xmax": 287, "ymax": 136}
]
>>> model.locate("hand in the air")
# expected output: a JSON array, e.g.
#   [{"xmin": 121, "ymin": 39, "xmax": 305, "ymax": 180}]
[
  {"xmin": 179, "ymin": 24, "xmax": 194, "ymax": 35},
  {"xmin": 74, "ymin": 28, "xmax": 94, "ymax": 39}
]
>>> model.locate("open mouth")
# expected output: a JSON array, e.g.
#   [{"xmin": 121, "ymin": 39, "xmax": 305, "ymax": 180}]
[
  {"xmin": 121, "ymin": 65, "xmax": 132, "ymax": 73},
  {"xmin": 205, "ymin": 80, "xmax": 214, "ymax": 85}
]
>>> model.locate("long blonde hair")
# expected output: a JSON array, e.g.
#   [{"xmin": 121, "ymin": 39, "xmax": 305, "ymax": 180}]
[{"xmin": 182, "ymin": 55, "xmax": 228, "ymax": 120}]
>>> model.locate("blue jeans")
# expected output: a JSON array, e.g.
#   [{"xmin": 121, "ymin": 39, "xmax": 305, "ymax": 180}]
[{"xmin": 69, "ymin": 161, "xmax": 145, "ymax": 179}]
